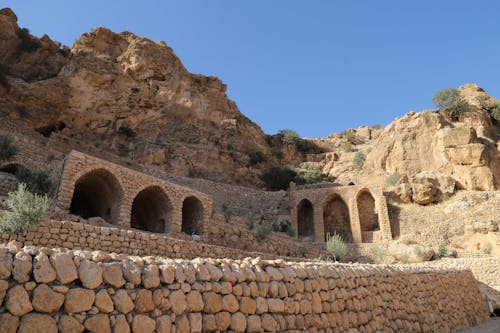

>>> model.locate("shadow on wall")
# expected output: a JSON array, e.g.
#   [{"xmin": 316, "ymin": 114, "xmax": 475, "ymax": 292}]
[
  {"xmin": 69, "ymin": 168, "xmax": 123, "ymax": 225},
  {"xmin": 357, "ymin": 190, "xmax": 380, "ymax": 242},
  {"xmin": 181, "ymin": 196, "xmax": 204, "ymax": 235},
  {"xmin": 297, "ymin": 199, "xmax": 314, "ymax": 242},
  {"xmin": 323, "ymin": 194, "xmax": 352, "ymax": 242},
  {"xmin": 131, "ymin": 186, "xmax": 172, "ymax": 233}
]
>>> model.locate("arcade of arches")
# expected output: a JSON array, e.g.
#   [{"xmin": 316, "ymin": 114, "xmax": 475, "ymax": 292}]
[
  {"xmin": 58, "ymin": 151, "xmax": 211, "ymax": 237},
  {"xmin": 292, "ymin": 185, "xmax": 392, "ymax": 244}
]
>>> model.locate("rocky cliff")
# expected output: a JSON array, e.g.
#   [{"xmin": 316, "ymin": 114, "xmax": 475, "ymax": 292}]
[{"xmin": 0, "ymin": 8, "xmax": 282, "ymax": 186}]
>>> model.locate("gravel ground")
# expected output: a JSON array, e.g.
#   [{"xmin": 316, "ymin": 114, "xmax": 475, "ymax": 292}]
[{"xmin": 458, "ymin": 317, "xmax": 500, "ymax": 333}]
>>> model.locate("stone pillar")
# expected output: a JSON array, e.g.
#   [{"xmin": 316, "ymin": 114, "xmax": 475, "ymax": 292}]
[
  {"xmin": 349, "ymin": 197, "xmax": 363, "ymax": 243},
  {"xmin": 313, "ymin": 205, "xmax": 324, "ymax": 242}
]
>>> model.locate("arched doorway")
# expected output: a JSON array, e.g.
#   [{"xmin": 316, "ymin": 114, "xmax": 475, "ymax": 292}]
[
  {"xmin": 69, "ymin": 169, "xmax": 123, "ymax": 224},
  {"xmin": 323, "ymin": 194, "xmax": 352, "ymax": 242},
  {"xmin": 131, "ymin": 186, "xmax": 172, "ymax": 233},
  {"xmin": 357, "ymin": 190, "xmax": 379, "ymax": 242},
  {"xmin": 297, "ymin": 199, "xmax": 314, "ymax": 241},
  {"xmin": 181, "ymin": 196, "xmax": 204, "ymax": 235}
]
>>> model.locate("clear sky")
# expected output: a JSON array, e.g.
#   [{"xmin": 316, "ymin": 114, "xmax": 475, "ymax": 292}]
[{"xmin": 4, "ymin": 1, "xmax": 499, "ymax": 137}]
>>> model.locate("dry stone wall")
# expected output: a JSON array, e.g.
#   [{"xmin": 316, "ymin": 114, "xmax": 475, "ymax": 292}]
[{"xmin": 0, "ymin": 244, "xmax": 489, "ymax": 333}]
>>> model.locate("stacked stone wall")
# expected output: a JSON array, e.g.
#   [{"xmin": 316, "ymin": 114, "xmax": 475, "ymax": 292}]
[{"xmin": 0, "ymin": 245, "xmax": 489, "ymax": 333}]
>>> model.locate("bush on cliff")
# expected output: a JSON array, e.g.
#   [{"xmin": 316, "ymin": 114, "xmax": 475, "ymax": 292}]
[
  {"xmin": 432, "ymin": 88, "xmax": 469, "ymax": 120},
  {"xmin": 0, "ymin": 63, "xmax": 10, "ymax": 88},
  {"xmin": 0, "ymin": 135, "xmax": 18, "ymax": 162},
  {"xmin": 15, "ymin": 165, "xmax": 52, "ymax": 195},
  {"xmin": 261, "ymin": 167, "xmax": 297, "ymax": 191},
  {"xmin": 0, "ymin": 183, "xmax": 49, "ymax": 234}
]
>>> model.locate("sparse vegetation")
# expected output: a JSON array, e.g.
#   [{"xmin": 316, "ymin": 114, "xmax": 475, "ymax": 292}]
[
  {"xmin": 18, "ymin": 28, "xmax": 41, "ymax": 52},
  {"xmin": 296, "ymin": 169, "xmax": 322, "ymax": 184},
  {"xmin": 368, "ymin": 244, "xmax": 387, "ymax": 264},
  {"xmin": 482, "ymin": 242, "xmax": 492, "ymax": 255},
  {"xmin": 273, "ymin": 129, "xmax": 324, "ymax": 154},
  {"xmin": 325, "ymin": 232, "xmax": 348, "ymax": 262},
  {"xmin": 400, "ymin": 252, "xmax": 409, "ymax": 264},
  {"xmin": 271, "ymin": 220, "xmax": 296, "ymax": 237},
  {"xmin": 372, "ymin": 124, "xmax": 382, "ymax": 130},
  {"xmin": 245, "ymin": 213, "xmax": 256, "ymax": 230},
  {"xmin": 475, "ymin": 95, "xmax": 500, "ymax": 123},
  {"xmin": 438, "ymin": 244, "xmax": 447, "ymax": 258},
  {"xmin": 221, "ymin": 203, "xmax": 232, "ymax": 223},
  {"xmin": 352, "ymin": 152, "xmax": 366, "ymax": 169},
  {"xmin": 255, "ymin": 222, "xmax": 273, "ymax": 241},
  {"xmin": 299, "ymin": 246, "xmax": 309, "ymax": 257},
  {"xmin": 0, "ymin": 183, "xmax": 50, "ymax": 234},
  {"xmin": 432, "ymin": 88, "xmax": 469, "ymax": 120},
  {"xmin": 341, "ymin": 142, "xmax": 353, "ymax": 152},
  {"xmin": 261, "ymin": 167, "xmax": 297, "ymax": 191},
  {"xmin": 385, "ymin": 172, "xmax": 402, "ymax": 187},
  {"xmin": 344, "ymin": 130, "xmax": 356, "ymax": 143},
  {"xmin": 248, "ymin": 151, "xmax": 267, "ymax": 166},
  {"xmin": 0, "ymin": 135, "xmax": 18, "ymax": 162},
  {"xmin": 117, "ymin": 125, "xmax": 136, "ymax": 138},
  {"xmin": 0, "ymin": 63, "xmax": 10, "ymax": 88},
  {"xmin": 14, "ymin": 165, "xmax": 52, "ymax": 195}
]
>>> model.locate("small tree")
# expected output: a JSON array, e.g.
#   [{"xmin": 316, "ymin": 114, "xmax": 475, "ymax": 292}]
[
  {"xmin": 325, "ymin": 232, "xmax": 348, "ymax": 262},
  {"xmin": 352, "ymin": 152, "xmax": 366, "ymax": 169},
  {"xmin": 0, "ymin": 135, "xmax": 18, "ymax": 162},
  {"xmin": 261, "ymin": 167, "xmax": 297, "ymax": 191},
  {"xmin": 248, "ymin": 151, "xmax": 267, "ymax": 166},
  {"xmin": 278, "ymin": 129, "xmax": 300, "ymax": 146},
  {"xmin": 432, "ymin": 88, "xmax": 469, "ymax": 120},
  {"xmin": 117, "ymin": 125, "xmax": 136, "ymax": 138},
  {"xmin": 0, "ymin": 183, "xmax": 50, "ymax": 234}
]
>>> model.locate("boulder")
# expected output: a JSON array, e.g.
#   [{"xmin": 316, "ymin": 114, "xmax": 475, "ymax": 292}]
[
  {"xmin": 18, "ymin": 313, "xmax": 57, "ymax": 333},
  {"xmin": 32, "ymin": 284, "xmax": 65, "ymax": 312}
]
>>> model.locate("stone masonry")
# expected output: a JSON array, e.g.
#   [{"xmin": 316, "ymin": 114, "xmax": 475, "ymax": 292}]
[
  {"xmin": 57, "ymin": 151, "xmax": 212, "ymax": 235},
  {"xmin": 0, "ymin": 244, "xmax": 489, "ymax": 333}
]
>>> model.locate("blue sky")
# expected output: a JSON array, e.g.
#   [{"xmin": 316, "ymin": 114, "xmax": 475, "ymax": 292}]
[{"xmin": 4, "ymin": 1, "xmax": 499, "ymax": 137}]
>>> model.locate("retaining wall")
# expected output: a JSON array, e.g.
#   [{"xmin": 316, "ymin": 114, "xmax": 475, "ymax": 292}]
[{"xmin": 0, "ymin": 245, "xmax": 489, "ymax": 333}]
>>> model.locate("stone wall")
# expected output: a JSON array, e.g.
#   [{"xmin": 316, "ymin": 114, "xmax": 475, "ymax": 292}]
[
  {"xmin": 0, "ymin": 220, "xmax": 317, "ymax": 261},
  {"xmin": 0, "ymin": 245, "xmax": 489, "ymax": 333},
  {"xmin": 56, "ymin": 151, "xmax": 212, "ymax": 235},
  {"xmin": 415, "ymin": 257, "xmax": 500, "ymax": 310},
  {"xmin": 290, "ymin": 183, "xmax": 392, "ymax": 244}
]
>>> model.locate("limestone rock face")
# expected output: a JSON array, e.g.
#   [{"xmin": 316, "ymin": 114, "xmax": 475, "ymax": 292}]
[
  {"xmin": 396, "ymin": 171, "xmax": 457, "ymax": 205},
  {"xmin": 0, "ymin": 8, "xmax": 273, "ymax": 186}
]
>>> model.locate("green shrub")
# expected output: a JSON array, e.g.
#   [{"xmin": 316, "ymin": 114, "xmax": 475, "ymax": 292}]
[
  {"xmin": 368, "ymin": 244, "xmax": 387, "ymax": 264},
  {"xmin": 372, "ymin": 124, "xmax": 382, "ymax": 130},
  {"xmin": 438, "ymin": 244, "xmax": 447, "ymax": 258},
  {"xmin": 248, "ymin": 151, "xmax": 267, "ymax": 166},
  {"xmin": 352, "ymin": 152, "xmax": 366, "ymax": 169},
  {"xmin": 221, "ymin": 203, "xmax": 232, "ymax": 223},
  {"xmin": 489, "ymin": 102, "xmax": 500, "ymax": 122},
  {"xmin": 261, "ymin": 167, "xmax": 297, "ymax": 191},
  {"xmin": 400, "ymin": 252, "xmax": 409, "ymax": 264},
  {"xmin": 0, "ymin": 183, "xmax": 49, "ymax": 234},
  {"xmin": 255, "ymin": 223, "xmax": 273, "ymax": 241},
  {"xmin": 432, "ymin": 88, "xmax": 469, "ymax": 120},
  {"xmin": 271, "ymin": 220, "xmax": 295, "ymax": 237},
  {"xmin": 295, "ymin": 169, "xmax": 322, "ymax": 185},
  {"xmin": 117, "ymin": 125, "xmax": 136, "ymax": 137},
  {"xmin": 325, "ymin": 232, "xmax": 348, "ymax": 262},
  {"xmin": 245, "ymin": 213, "xmax": 256, "ymax": 230},
  {"xmin": 385, "ymin": 172, "xmax": 402, "ymax": 187},
  {"xmin": 278, "ymin": 129, "xmax": 300, "ymax": 146},
  {"xmin": 18, "ymin": 28, "xmax": 41, "ymax": 52},
  {"xmin": 345, "ymin": 130, "xmax": 356, "ymax": 143},
  {"xmin": 0, "ymin": 135, "xmax": 18, "ymax": 162},
  {"xmin": 482, "ymin": 242, "xmax": 493, "ymax": 255},
  {"xmin": 0, "ymin": 63, "xmax": 10, "ymax": 88},
  {"xmin": 299, "ymin": 246, "xmax": 309, "ymax": 257},
  {"xmin": 15, "ymin": 166, "xmax": 52, "ymax": 194}
]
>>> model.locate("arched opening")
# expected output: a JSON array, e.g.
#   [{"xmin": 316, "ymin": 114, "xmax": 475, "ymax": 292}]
[
  {"xmin": 181, "ymin": 196, "xmax": 204, "ymax": 235},
  {"xmin": 357, "ymin": 190, "xmax": 379, "ymax": 242},
  {"xmin": 323, "ymin": 194, "xmax": 352, "ymax": 242},
  {"xmin": 131, "ymin": 186, "xmax": 172, "ymax": 233},
  {"xmin": 0, "ymin": 163, "xmax": 20, "ymax": 175},
  {"xmin": 297, "ymin": 199, "xmax": 314, "ymax": 241},
  {"xmin": 69, "ymin": 169, "xmax": 122, "ymax": 224}
]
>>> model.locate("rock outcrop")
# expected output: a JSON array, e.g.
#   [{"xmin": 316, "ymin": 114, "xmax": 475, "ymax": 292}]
[{"xmin": 0, "ymin": 8, "xmax": 277, "ymax": 186}]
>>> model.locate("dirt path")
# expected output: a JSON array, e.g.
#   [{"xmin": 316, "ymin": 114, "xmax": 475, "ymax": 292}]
[{"xmin": 458, "ymin": 318, "xmax": 500, "ymax": 333}]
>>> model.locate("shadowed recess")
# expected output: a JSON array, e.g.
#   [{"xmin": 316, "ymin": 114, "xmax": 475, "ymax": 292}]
[
  {"xmin": 357, "ymin": 190, "xmax": 379, "ymax": 242},
  {"xmin": 323, "ymin": 194, "xmax": 352, "ymax": 242},
  {"xmin": 69, "ymin": 168, "xmax": 123, "ymax": 224},
  {"xmin": 181, "ymin": 196, "xmax": 204, "ymax": 235},
  {"xmin": 131, "ymin": 186, "xmax": 172, "ymax": 233},
  {"xmin": 297, "ymin": 199, "xmax": 314, "ymax": 241}
]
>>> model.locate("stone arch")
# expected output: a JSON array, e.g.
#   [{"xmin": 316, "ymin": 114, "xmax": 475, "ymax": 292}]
[
  {"xmin": 0, "ymin": 163, "xmax": 21, "ymax": 174},
  {"xmin": 69, "ymin": 168, "xmax": 123, "ymax": 225},
  {"xmin": 357, "ymin": 189, "xmax": 380, "ymax": 242},
  {"xmin": 323, "ymin": 194, "xmax": 352, "ymax": 242},
  {"xmin": 131, "ymin": 185, "xmax": 172, "ymax": 233},
  {"xmin": 297, "ymin": 199, "xmax": 314, "ymax": 241},
  {"xmin": 181, "ymin": 196, "xmax": 204, "ymax": 235}
]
